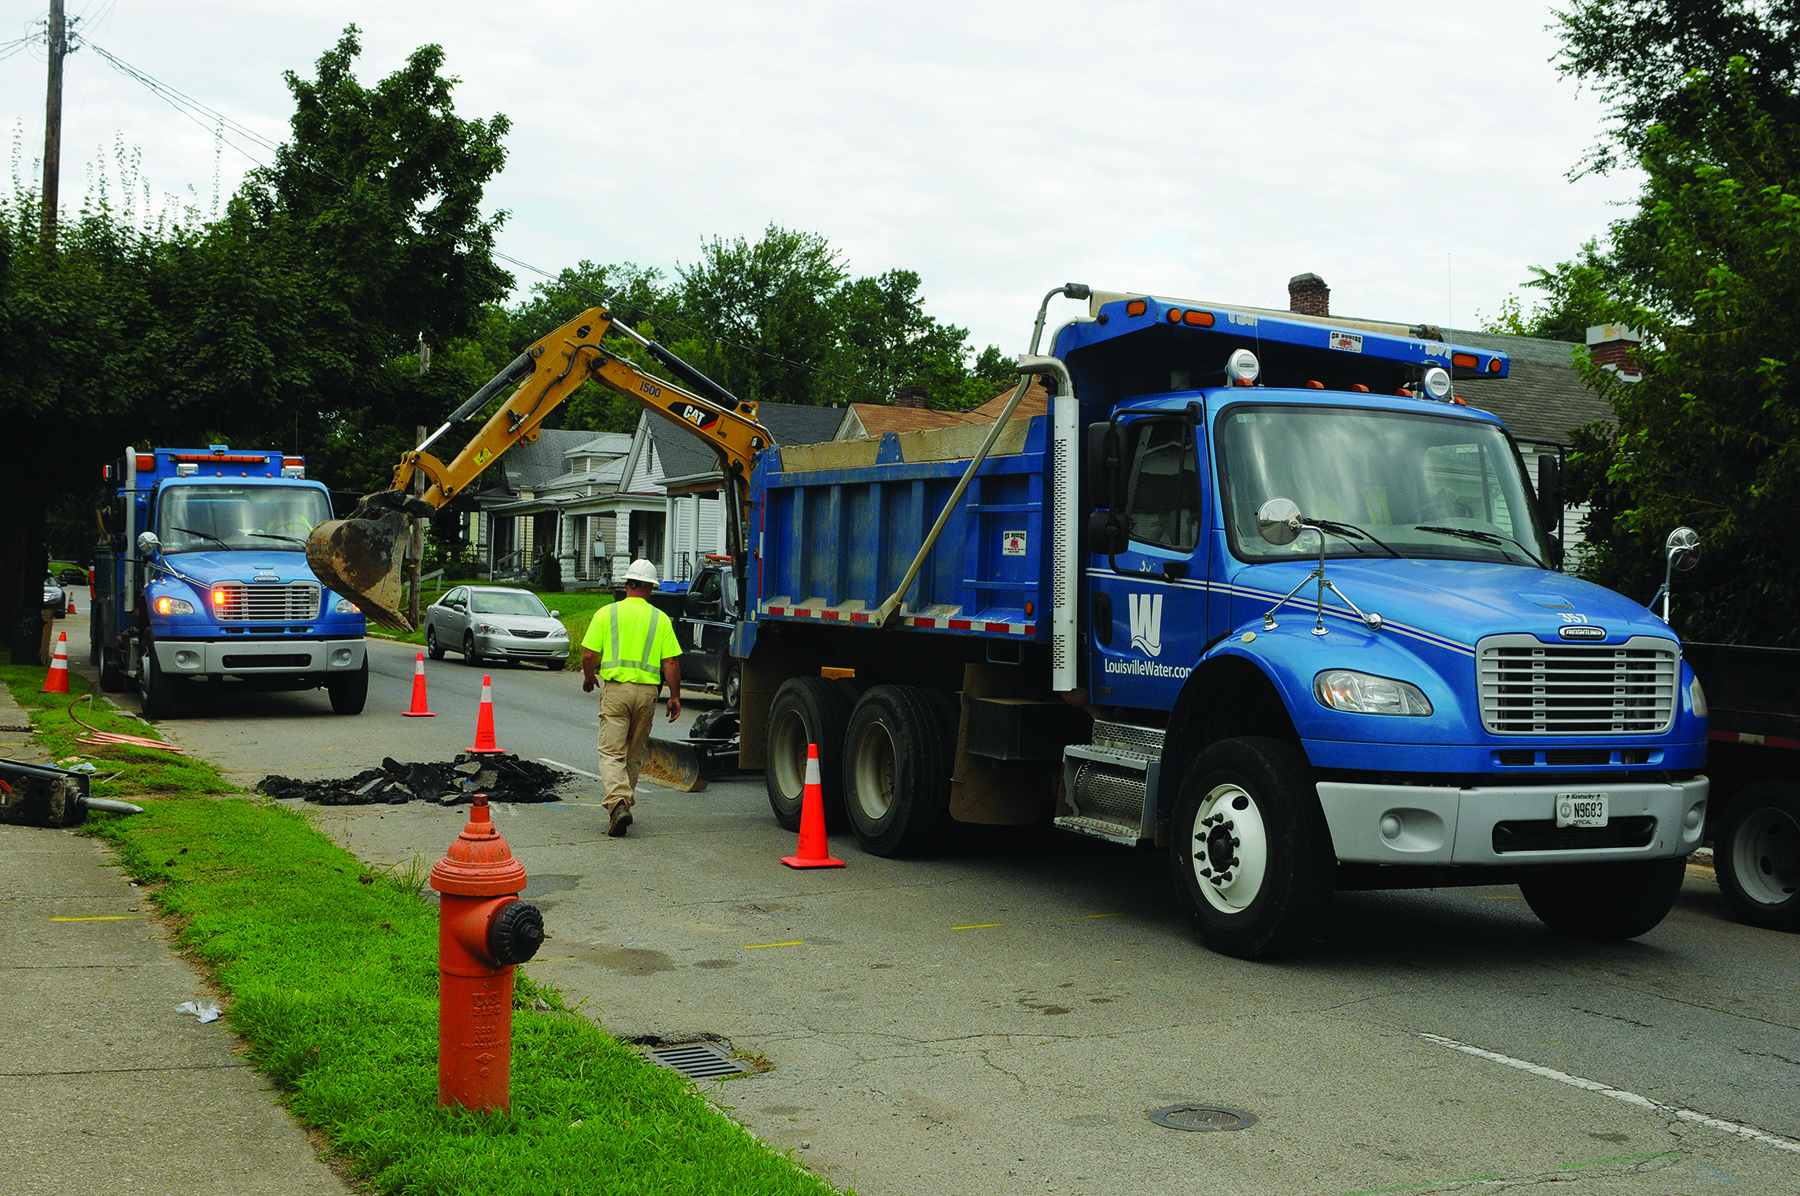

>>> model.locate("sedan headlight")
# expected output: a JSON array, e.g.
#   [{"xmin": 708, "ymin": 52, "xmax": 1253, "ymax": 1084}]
[
  {"xmin": 1314, "ymin": 669, "xmax": 1434, "ymax": 716},
  {"xmin": 152, "ymin": 594, "xmax": 195, "ymax": 616},
  {"xmin": 334, "ymin": 597, "xmax": 359, "ymax": 614},
  {"xmin": 548, "ymin": 625, "xmax": 568, "ymax": 639},
  {"xmin": 477, "ymin": 623, "xmax": 509, "ymax": 636},
  {"xmin": 1689, "ymin": 675, "xmax": 1708, "ymax": 718}
]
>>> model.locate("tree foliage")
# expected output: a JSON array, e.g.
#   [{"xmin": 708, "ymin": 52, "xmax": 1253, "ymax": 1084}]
[{"xmin": 1479, "ymin": 237, "xmax": 1630, "ymax": 342}]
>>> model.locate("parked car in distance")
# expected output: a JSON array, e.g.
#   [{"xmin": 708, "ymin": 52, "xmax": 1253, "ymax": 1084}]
[
  {"xmin": 424, "ymin": 586, "xmax": 569, "ymax": 670},
  {"xmin": 57, "ymin": 567, "xmax": 86, "ymax": 586},
  {"xmin": 43, "ymin": 574, "xmax": 67, "ymax": 619}
]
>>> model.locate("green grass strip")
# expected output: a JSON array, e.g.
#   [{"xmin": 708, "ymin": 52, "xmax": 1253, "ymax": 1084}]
[{"xmin": 3, "ymin": 659, "xmax": 839, "ymax": 1196}]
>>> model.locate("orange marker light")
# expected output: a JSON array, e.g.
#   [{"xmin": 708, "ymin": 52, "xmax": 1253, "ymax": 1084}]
[
  {"xmin": 212, "ymin": 589, "xmax": 228, "ymax": 606},
  {"xmin": 1305, "ymin": 380, "xmax": 1324, "ymax": 389},
  {"xmin": 1126, "ymin": 299, "xmax": 1148, "ymax": 317},
  {"xmin": 1488, "ymin": 358, "xmax": 1503, "ymax": 373},
  {"xmin": 1183, "ymin": 310, "xmax": 1214, "ymax": 327},
  {"xmin": 1451, "ymin": 352, "xmax": 1479, "ymax": 370},
  {"xmin": 1167, "ymin": 308, "xmax": 1183, "ymax": 324},
  {"xmin": 1024, "ymin": 600, "xmax": 1035, "ymax": 617},
  {"xmin": 1350, "ymin": 383, "xmax": 1371, "ymax": 393},
  {"xmin": 154, "ymin": 596, "xmax": 173, "ymax": 615},
  {"xmin": 136, "ymin": 454, "xmax": 155, "ymax": 473}
]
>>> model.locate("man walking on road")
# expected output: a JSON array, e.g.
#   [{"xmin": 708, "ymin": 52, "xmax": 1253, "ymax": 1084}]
[{"xmin": 582, "ymin": 559, "xmax": 682, "ymax": 837}]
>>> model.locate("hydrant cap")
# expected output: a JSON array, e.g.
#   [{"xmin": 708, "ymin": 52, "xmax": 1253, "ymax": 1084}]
[{"xmin": 430, "ymin": 794, "xmax": 528, "ymax": 896}]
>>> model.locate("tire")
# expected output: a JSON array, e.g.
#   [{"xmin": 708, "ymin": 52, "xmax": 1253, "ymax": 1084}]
[
  {"xmin": 99, "ymin": 648, "xmax": 124, "ymax": 693},
  {"xmin": 1520, "ymin": 857, "xmax": 1687, "ymax": 940},
  {"xmin": 842, "ymin": 684, "xmax": 954, "ymax": 857},
  {"xmin": 721, "ymin": 660, "xmax": 741, "ymax": 710},
  {"xmin": 138, "ymin": 644, "xmax": 180, "ymax": 720},
  {"xmin": 462, "ymin": 632, "xmax": 481, "ymax": 666},
  {"xmin": 545, "ymin": 656, "xmax": 567, "ymax": 672},
  {"xmin": 425, "ymin": 625, "xmax": 444, "ymax": 660},
  {"xmin": 1168, "ymin": 737, "xmax": 1333, "ymax": 959},
  {"xmin": 1714, "ymin": 782, "xmax": 1800, "ymax": 931},
  {"xmin": 764, "ymin": 675, "xmax": 854, "ymax": 833},
  {"xmin": 327, "ymin": 658, "xmax": 369, "ymax": 715}
]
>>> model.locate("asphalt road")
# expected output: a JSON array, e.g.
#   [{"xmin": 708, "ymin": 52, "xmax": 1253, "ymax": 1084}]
[{"xmin": 64, "ymin": 614, "xmax": 1800, "ymax": 1196}]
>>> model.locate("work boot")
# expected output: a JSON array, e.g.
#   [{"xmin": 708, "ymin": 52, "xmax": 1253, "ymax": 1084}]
[{"xmin": 607, "ymin": 805, "xmax": 633, "ymax": 837}]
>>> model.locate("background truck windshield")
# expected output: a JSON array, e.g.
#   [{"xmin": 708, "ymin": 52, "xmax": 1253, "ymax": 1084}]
[
  {"xmin": 1216, "ymin": 405, "xmax": 1551, "ymax": 566},
  {"xmin": 156, "ymin": 486, "xmax": 332, "ymax": 553},
  {"xmin": 470, "ymin": 591, "xmax": 549, "ymax": 617}
]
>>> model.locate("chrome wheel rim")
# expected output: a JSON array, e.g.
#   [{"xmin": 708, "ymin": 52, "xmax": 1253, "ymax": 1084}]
[
  {"xmin": 851, "ymin": 720, "xmax": 897, "ymax": 821},
  {"xmin": 1732, "ymin": 807, "xmax": 1800, "ymax": 907},
  {"xmin": 1192, "ymin": 783, "xmax": 1269, "ymax": 913},
  {"xmin": 769, "ymin": 709, "xmax": 807, "ymax": 805}
]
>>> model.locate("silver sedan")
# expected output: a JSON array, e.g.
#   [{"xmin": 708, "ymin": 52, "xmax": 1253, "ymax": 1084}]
[{"xmin": 423, "ymin": 586, "xmax": 570, "ymax": 670}]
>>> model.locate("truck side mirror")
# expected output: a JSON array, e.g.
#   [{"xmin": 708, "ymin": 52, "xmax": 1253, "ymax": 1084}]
[
  {"xmin": 1086, "ymin": 422, "xmax": 1126, "ymax": 511},
  {"xmin": 1256, "ymin": 498, "xmax": 1304, "ymax": 546},
  {"xmin": 136, "ymin": 532, "xmax": 161, "ymax": 556},
  {"xmin": 1087, "ymin": 510, "xmax": 1129, "ymax": 556},
  {"xmin": 1535, "ymin": 454, "xmax": 1565, "ymax": 531},
  {"xmin": 684, "ymin": 590, "xmax": 707, "ymax": 617},
  {"xmin": 1667, "ymin": 526, "xmax": 1700, "ymax": 572}
]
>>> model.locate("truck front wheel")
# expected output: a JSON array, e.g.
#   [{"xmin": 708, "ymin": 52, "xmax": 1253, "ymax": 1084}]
[
  {"xmin": 764, "ymin": 676, "xmax": 852, "ymax": 832},
  {"xmin": 1169, "ymin": 737, "xmax": 1333, "ymax": 959},
  {"xmin": 138, "ymin": 646, "xmax": 180, "ymax": 720},
  {"xmin": 842, "ymin": 684, "xmax": 953, "ymax": 858},
  {"xmin": 1520, "ymin": 857, "xmax": 1686, "ymax": 940},
  {"xmin": 1714, "ymin": 782, "xmax": 1800, "ymax": 931},
  {"xmin": 327, "ymin": 658, "xmax": 369, "ymax": 715}
]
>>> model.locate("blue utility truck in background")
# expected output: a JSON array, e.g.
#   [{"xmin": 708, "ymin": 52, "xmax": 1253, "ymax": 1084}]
[
  {"xmin": 92, "ymin": 446, "xmax": 368, "ymax": 719},
  {"xmin": 733, "ymin": 287, "xmax": 1709, "ymax": 958}
]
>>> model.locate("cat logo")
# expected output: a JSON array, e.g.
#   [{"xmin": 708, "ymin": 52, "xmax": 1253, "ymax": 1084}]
[
  {"xmin": 676, "ymin": 403, "xmax": 718, "ymax": 430},
  {"xmin": 1129, "ymin": 593, "xmax": 1164, "ymax": 657}
]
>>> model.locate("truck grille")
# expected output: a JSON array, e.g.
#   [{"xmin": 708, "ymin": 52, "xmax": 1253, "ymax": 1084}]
[
  {"xmin": 1477, "ymin": 635, "xmax": 1677, "ymax": 735},
  {"xmin": 212, "ymin": 581, "xmax": 320, "ymax": 622}
]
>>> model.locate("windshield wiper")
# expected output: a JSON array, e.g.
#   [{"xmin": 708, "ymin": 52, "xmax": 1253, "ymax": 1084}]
[
  {"xmin": 1311, "ymin": 518, "xmax": 1404, "ymax": 559},
  {"xmin": 1413, "ymin": 525, "xmax": 1548, "ymax": 569},
  {"xmin": 171, "ymin": 526, "xmax": 231, "ymax": 549},
  {"xmin": 247, "ymin": 532, "xmax": 307, "ymax": 547}
]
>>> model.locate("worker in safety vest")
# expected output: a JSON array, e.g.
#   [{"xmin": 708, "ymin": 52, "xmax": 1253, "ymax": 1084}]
[{"xmin": 581, "ymin": 558, "xmax": 682, "ymax": 837}]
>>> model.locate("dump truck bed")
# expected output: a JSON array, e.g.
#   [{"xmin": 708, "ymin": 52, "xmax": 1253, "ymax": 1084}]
[{"xmin": 749, "ymin": 416, "xmax": 1052, "ymax": 641}]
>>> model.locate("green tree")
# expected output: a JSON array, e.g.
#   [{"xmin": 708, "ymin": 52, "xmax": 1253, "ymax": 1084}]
[
  {"xmin": 828, "ymin": 269, "xmax": 984, "ymax": 408},
  {"xmin": 1480, "ymin": 237, "xmax": 1629, "ymax": 342}
]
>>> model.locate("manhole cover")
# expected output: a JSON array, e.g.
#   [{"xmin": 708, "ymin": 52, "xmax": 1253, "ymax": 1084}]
[
  {"xmin": 646, "ymin": 1042, "xmax": 750, "ymax": 1081},
  {"xmin": 1148, "ymin": 1104, "xmax": 1256, "ymax": 1132}
]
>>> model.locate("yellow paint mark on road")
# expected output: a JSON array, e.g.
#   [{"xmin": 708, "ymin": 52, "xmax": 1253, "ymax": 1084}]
[
  {"xmin": 743, "ymin": 941, "xmax": 804, "ymax": 949},
  {"xmin": 50, "ymin": 915, "xmax": 138, "ymax": 922},
  {"xmin": 532, "ymin": 956, "xmax": 576, "ymax": 963},
  {"xmin": 950, "ymin": 923, "xmax": 1002, "ymax": 931},
  {"xmin": 1077, "ymin": 912, "xmax": 1121, "ymax": 919}
]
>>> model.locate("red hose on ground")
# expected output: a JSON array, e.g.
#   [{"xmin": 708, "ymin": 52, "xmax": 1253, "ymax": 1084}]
[{"xmin": 67, "ymin": 696, "xmax": 184, "ymax": 753}]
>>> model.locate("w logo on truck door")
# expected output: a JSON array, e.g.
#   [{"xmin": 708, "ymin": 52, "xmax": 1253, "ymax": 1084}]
[{"xmin": 1128, "ymin": 593, "xmax": 1163, "ymax": 657}]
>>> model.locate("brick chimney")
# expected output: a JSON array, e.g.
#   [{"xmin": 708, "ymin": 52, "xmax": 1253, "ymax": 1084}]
[
  {"xmin": 1288, "ymin": 273, "xmax": 1329, "ymax": 318},
  {"xmin": 1585, "ymin": 324, "xmax": 1642, "ymax": 381},
  {"xmin": 894, "ymin": 384, "xmax": 929, "ymax": 409}
]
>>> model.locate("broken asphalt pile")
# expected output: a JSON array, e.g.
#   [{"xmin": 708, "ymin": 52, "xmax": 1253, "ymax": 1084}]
[{"xmin": 258, "ymin": 752, "xmax": 569, "ymax": 806}]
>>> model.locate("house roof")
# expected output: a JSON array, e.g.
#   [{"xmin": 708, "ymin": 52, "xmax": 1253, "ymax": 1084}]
[
  {"xmin": 1443, "ymin": 329, "xmax": 1610, "ymax": 445},
  {"xmin": 969, "ymin": 377, "xmax": 1049, "ymax": 422},
  {"xmin": 840, "ymin": 404, "xmax": 980, "ymax": 438},
  {"xmin": 564, "ymin": 432, "xmax": 634, "ymax": 459},
  {"xmin": 646, "ymin": 401, "xmax": 857, "ymax": 486}
]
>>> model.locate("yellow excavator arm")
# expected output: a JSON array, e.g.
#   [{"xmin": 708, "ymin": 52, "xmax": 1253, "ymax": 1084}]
[{"xmin": 308, "ymin": 306, "xmax": 773, "ymax": 630}]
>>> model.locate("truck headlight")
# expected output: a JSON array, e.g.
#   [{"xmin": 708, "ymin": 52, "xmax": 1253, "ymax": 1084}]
[
  {"xmin": 152, "ymin": 595, "xmax": 195, "ymax": 616},
  {"xmin": 1689, "ymin": 676, "xmax": 1708, "ymax": 718},
  {"xmin": 1314, "ymin": 670, "xmax": 1434, "ymax": 716},
  {"xmin": 334, "ymin": 597, "xmax": 359, "ymax": 614}
]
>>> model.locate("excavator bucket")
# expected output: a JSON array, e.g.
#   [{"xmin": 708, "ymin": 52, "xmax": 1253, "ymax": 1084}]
[
  {"xmin": 306, "ymin": 491, "xmax": 432, "ymax": 632},
  {"xmin": 641, "ymin": 737, "xmax": 708, "ymax": 792}
]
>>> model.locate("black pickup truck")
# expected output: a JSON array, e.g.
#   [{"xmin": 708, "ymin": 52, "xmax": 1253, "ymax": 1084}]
[
  {"xmin": 646, "ymin": 561, "xmax": 740, "ymax": 708},
  {"xmin": 1688, "ymin": 641, "xmax": 1799, "ymax": 930}
]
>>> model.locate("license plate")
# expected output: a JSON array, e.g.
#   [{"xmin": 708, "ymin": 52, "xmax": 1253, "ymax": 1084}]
[{"xmin": 1556, "ymin": 791, "xmax": 1609, "ymax": 828}]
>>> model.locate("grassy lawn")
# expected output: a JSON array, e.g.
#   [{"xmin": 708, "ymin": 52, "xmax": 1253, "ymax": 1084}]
[
  {"xmin": 369, "ymin": 586, "xmax": 615, "ymax": 650},
  {"xmin": 1, "ymin": 656, "xmax": 840, "ymax": 1196}
]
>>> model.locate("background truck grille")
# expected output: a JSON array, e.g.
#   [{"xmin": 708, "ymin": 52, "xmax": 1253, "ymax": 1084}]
[
  {"xmin": 212, "ymin": 581, "xmax": 320, "ymax": 622},
  {"xmin": 1477, "ymin": 634, "xmax": 1677, "ymax": 735}
]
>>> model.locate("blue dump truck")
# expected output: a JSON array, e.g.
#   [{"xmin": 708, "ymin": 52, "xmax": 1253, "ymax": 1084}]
[
  {"xmin": 92, "ymin": 446, "xmax": 368, "ymax": 719},
  {"xmin": 733, "ymin": 287, "xmax": 1709, "ymax": 958}
]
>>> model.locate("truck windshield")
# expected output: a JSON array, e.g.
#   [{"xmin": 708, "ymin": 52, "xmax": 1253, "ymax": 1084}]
[
  {"xmin": 1216, "ymin": 405, "xmax": 1551, "ymax": 566},
  {"xmin": 156, "ymin": 486, "xmax": 333, "ymax": 554}
]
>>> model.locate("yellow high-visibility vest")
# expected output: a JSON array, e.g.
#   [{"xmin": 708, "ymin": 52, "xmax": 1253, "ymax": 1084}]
[{"xmin": 583, "ymin": 596, "xmax": 678, "ymax": 684}]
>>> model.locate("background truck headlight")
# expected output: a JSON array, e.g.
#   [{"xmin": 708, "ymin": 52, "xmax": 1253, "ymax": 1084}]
[
  {"xmin": 1314, "ymin": 670, "xmax": 1434, "ymax": 716},
  {"xmin": 152, "ymin": 595, "xmax": 194, "ymax": 615},
  {"xmin": 1689, "ymin": 675, "xmax": 1708, "ymax": 717},
  {"xmin": 334, "ymin": 597, "xmax": 359, "ymax": 614}
]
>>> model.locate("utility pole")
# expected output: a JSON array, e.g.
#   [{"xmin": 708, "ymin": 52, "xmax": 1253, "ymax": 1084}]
[{"xmin": 41, "ymin": 0, "xmax": 67, "ymax": 247}]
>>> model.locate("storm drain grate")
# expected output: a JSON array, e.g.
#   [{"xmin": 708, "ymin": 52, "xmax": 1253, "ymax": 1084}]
[
  {"xmin": 1148, "ymin": 1104, "xmax": 1257, "ymax": 1132},
  {"xmin": 646, "ymin": 1042, "xmax": 750, "ymax": 1081}
]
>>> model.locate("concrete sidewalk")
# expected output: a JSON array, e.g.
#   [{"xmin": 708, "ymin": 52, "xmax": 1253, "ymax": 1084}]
[{"xmin": 0, "ymin": 685, "xmax": 347, "ymax": 1196}]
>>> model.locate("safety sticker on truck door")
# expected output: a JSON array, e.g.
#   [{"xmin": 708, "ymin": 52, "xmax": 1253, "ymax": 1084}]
[{"xmin": 1001, "ymin": 530, "xmax": 1026, "ymax": 556}]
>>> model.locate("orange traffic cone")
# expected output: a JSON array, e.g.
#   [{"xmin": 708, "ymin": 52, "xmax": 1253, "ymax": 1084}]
[
  {"xmin": 468, "ymin": 674, "xmax": 502, "ymax": 753},
  {"xmin": 66, "ymin": 592, "xmax": 76, "ymax": 615},
  {"xmin": 402, "ymin": 651, "xmax": 436, "ymax": 717},
  {"xmin": 781, "ymin": 743, "xmax": 845, "ymax": 869},
  {"xmin": 41, "ymin": 632, "xmax": 70, "ymax": 694}
]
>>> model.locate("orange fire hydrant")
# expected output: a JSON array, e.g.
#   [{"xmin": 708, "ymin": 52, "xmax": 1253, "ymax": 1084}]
[{"xmin": 429, "ymin": 793, "xmax": 544, "ymax": 1112}]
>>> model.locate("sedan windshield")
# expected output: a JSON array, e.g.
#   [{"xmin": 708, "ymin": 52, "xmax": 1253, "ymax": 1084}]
[
  {"xmin": 156, "ymin": 486, "xmax": 332, "ymax": 554},
  {"xmin": 1216, "ymin": 405, "xmax": 1551, "ymax": 566},
  {"xmin": 470, "ymin": 591, "xmax": 549, "ymax": 617}
]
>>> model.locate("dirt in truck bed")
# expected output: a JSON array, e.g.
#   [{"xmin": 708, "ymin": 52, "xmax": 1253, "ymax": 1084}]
[{"xmin": 258, "ymin": 753, "xmax": 570, "ymax": 806}]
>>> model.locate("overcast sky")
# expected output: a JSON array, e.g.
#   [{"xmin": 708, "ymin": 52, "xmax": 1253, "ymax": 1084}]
[{"xmin": 2, "ymin": 1, "xmax": 1640, "ymax": 357}]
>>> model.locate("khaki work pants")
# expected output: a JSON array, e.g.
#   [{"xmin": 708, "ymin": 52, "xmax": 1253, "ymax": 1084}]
[{"xmin": 598, "ymin": 680, "xmax": 659, "ymax": 812}]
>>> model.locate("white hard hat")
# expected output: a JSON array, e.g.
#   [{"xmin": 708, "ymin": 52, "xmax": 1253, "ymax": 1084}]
[{"xmin": 623, "ymin": 559, "xmax": 659, "ymax": 586}]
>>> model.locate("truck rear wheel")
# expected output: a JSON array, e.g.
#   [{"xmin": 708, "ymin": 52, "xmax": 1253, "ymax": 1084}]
[
  {"xmin": 138, "ymin": 646, "xmax": 180, "ymax": 720},
  {"xmin": 765, "ymin": 676, "xmax": 852, "ymax": 832},
  {"xmin": 1169, "ymin": 737, "xmax": 1332, "ymax": 959},
  {"xmin": 1520, "ymin": 857, "xmax": 1686, "ymax": 940},
  {"xmin": 327, "ymin": 658, "xmax": 369, "ymax": 715},
  {"xmin": 842, "ymin": 685, "xmax": 953, "ymax": 857},
  {"xmin": 99, "ymin": 648, "xmax": 124, "ymax": 693},
  {"xmin": 1714, "ymin": 782, "xmax": 1800, "ymax": 931}
]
